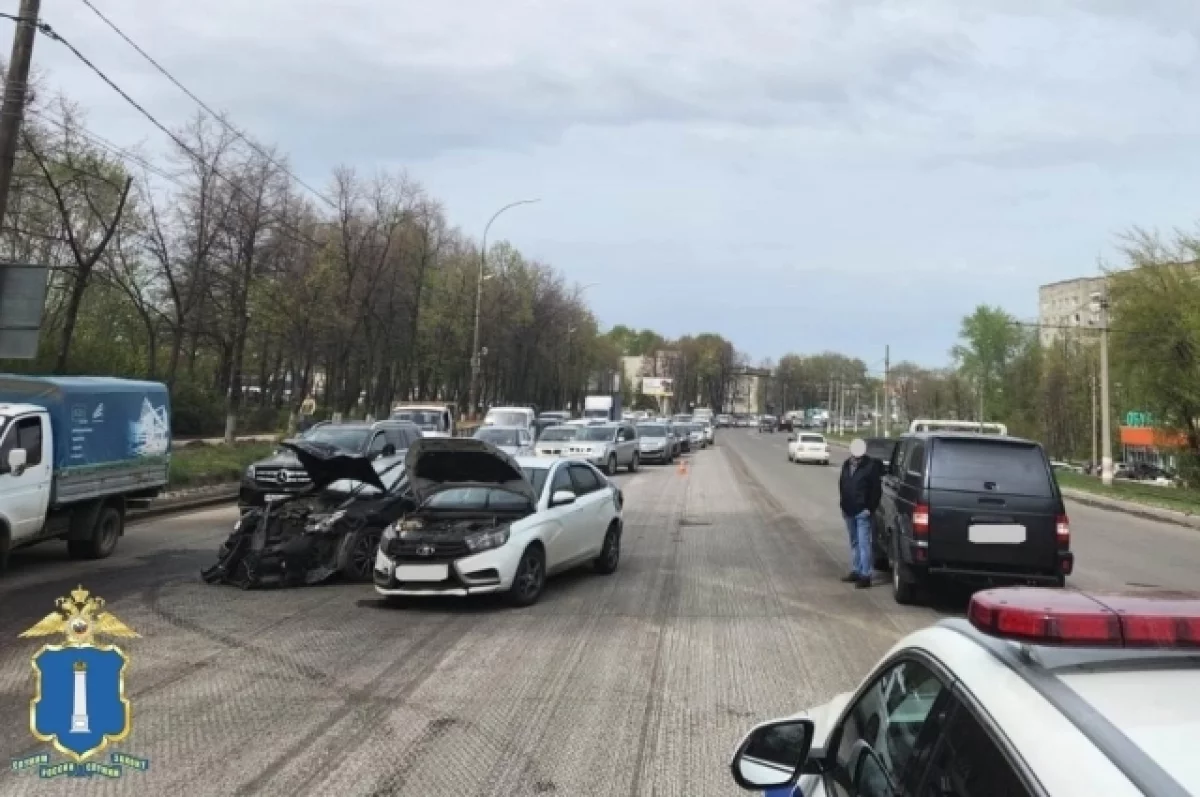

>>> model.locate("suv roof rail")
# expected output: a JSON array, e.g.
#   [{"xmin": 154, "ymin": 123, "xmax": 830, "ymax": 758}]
[{"xmin": 909, "ymin": 418, "xmax": 1008, "ymax": 435}]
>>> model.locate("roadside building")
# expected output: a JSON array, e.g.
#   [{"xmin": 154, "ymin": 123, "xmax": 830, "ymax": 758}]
[
  {"xmin": 1119, "ymin": 412, "xmax": 1187, "ymax": 470},
  {"xmin": 1037, "ymin": 276, "xmax": 1106, "ymax": 347}
]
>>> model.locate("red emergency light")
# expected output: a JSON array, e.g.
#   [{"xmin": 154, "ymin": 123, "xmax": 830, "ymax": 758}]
[{"xmin": 968, "ymin": 587, "xmax": 1200, "ymax": 648}]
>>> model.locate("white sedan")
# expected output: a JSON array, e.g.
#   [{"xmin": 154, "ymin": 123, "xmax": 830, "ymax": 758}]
[
  {"xmin": 729, "ymin": 586, "xmax": 1200, "ymax": 796},
  {"xmin": 374, "ymin": 439, "xmax": 623, "ymax": 606},
  {"xmin": 787, "ymin": 432, "xmax": 829, "ymax": 464}
]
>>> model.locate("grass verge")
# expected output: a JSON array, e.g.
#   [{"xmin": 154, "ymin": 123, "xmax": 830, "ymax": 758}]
[
  {"xmin": 170, "ymin": 441, "xmax": 276, "ymax": 489},
  {"xmin": 1055, "ymin": 471, "xmax": 1200, "ymax": 516}
]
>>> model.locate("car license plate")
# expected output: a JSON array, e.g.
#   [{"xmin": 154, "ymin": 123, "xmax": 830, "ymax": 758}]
[
  {"xmin": 264, "ymin": 493, "xmax": 290, "ymax": 502},
  {"xmin": 396, "ymin": 564, "xmax": 449, "ymax": 582},
  {"xmin": 968, "ymin": 524, "xmax": 1026, "ymax": 544}
]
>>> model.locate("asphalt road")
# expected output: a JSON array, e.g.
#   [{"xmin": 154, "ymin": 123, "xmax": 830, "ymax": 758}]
[{"xmin": 2, "ymin": 429, "xmax": 1196, "ymax": 795}]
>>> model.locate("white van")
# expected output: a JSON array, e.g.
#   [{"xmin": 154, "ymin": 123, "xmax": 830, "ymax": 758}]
[
  {"xmin": 390, "ymin": 404, "xmax": 455, "ymax": 437},
  {"xmin": 483, "ymin": 406, "xmax": 535, "ymax": 432}
]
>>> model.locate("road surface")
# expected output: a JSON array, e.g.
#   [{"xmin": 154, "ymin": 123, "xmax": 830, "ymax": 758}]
[{"xmin": 2, "ymin": 430, "xmax": 1196, "ymax": 795}]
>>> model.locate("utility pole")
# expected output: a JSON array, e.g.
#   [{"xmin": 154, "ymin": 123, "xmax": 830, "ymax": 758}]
[
  {"xmin": 1091, "ymin": 364, "xmax": 1098, "ymax": 472},
  {"xmin": 826, "ymin": 381, "xmax": 833, "ymax": 434},
  {"xmin": 0, "ymin": 0, "xmax": 40, "ymax": 227},
  {"xmin": 1096, "ymin": 290, "xmax": 1114, "ymax": 485},
  {"xmin": 852, "ymin": 385, "xmax": 859, "ymax": 433},
  {"xmin": 838, "ymin": 382, "xmax": 846, "ymax": 435},
  {"xmin": 883, "ymin": 345, "xmax": 890, "ymax": 437},
  {"xmin": 874, "ymin": 390, "xmax": 879, "ymax": 436}
]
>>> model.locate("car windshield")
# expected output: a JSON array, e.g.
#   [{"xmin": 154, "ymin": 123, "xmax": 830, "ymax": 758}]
[
  {"xmin": 800, "ymin": 435, "xmax": 825, "ymax": 443},
  {"xmin": 521, "ymin": 466, "xmax": 549, "ymax": 497},
  {"xmin": 486, "ymin": 411, "xmax": 528, "ymax": 427},
  {"xmin": 475, "ymin": 428, "xmax": 520, "ymax": 446},
  {"xmin": 638, "ymin": 424, "xmax": 667, "ymax": 437},
  {"xmin": 424, "ymin": 486, "xmax": 531, "ymax": 511},
  {"xmin": 392, "ymin": 410, "xmax": 444, "ymax": 429},
  {"xmin": 579, "ymin": 426, "xmax": 615, "ymax": 441},
  {"xmin": 302, "ymin": 426, "xmax": 370, "ymax": 451},
  {"xmin": 539, "ymin": 427, "xmax": 578, "ymax": 442}
]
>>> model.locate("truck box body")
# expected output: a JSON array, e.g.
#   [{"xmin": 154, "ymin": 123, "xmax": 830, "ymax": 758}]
[
  {"xmin": 583, "ymin": 394, "xmax": 622, "ymax": 421},
  {"xmin": 0, "ymin": 375, "xmax": 171, "ymax": 506}
]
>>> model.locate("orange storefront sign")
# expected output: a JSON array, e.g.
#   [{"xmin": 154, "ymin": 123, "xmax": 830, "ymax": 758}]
[{"xmin": 1119, "ymin": 426, "xmax": 1189, "ymax": 448}]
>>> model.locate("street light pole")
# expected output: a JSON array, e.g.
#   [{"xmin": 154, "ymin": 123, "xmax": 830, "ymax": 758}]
[
  {"xmin": 1097, "ymin": 291, "xmax": 1114, "ymax": 486},
  {"xmin": 467, "ymin": 198, "xmax": 539, "ymax": 420}
]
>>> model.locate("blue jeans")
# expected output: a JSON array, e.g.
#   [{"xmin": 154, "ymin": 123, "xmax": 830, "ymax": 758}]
[{"xmin": 843, "ymin": 510, "xmax": 873, "ymax": 579}]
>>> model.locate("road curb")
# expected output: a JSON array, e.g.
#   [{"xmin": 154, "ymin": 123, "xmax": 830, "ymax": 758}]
[
  {"xmin": 128, "ymin": 485, "xmax": 239, "ymax": 521},
  {"xmin": 1059, "ymin": 488, "xmax": 1200, "ymax": 531}
]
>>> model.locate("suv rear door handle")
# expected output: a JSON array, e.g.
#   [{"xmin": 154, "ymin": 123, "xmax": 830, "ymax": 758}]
[{"xmin": 977, "ymin": 497, "xmax": 1005, "ymax": 505}]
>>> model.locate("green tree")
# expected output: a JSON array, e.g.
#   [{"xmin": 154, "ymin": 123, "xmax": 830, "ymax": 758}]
[{"xmin": 951, "ymin": 305, "xmax": 1025, "ymax": 423}]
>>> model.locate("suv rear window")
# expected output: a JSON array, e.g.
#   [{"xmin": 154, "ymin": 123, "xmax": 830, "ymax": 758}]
[{"xmin": 930, "ymin": 439, "xmax": 1054, "ymax": 497}]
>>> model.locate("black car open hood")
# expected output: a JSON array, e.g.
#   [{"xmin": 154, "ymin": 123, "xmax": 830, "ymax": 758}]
[
  {"xmin": 405, "ymin": 437, "xmax": 535, "ymax": 506},
  {"xmin": 279, "ymin": 439, "xmax": 387, "ymax": 494}
]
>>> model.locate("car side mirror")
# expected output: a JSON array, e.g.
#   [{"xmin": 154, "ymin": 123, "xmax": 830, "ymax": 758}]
[
  {"xmin": 729, "ymin": 718, "xmax": 814, "ymax": 791},
  {"xmin": 6, "ymin": 448, "xmax": 27, "ymax": 475},
  {"xmin": 550, "ymin": 490, "xmax": 576, "ymax": 507},
  {"xmin": 787, "ymin": 434, "xmax": 797, "ymax": 442},
  {"xmin": 382, "ymin": 443, "xmax": 396, "ymax": 457}
]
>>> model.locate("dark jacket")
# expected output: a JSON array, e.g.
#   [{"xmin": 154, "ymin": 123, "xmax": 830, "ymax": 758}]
[{"xmin": 839, "ymin": 456, "xmax": 882, "ymax": 516}]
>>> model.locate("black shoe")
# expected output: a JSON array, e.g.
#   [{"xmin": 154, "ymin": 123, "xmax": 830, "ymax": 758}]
[
  {"xmin": 855, "ymin": 577, "xmax": 872, "ymax": 589},
  {"xmin": 840, "ymin": 573, "xmax": 858, "ymax": 583}
]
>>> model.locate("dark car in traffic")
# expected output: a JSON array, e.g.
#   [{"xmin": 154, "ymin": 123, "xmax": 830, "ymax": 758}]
[
  {"xmin": 238, "ymin": 420, "xmax": 421, "ymax": 511},
  {"xmin": 874, "ymin": 431, "xmax": 1072, "ymax": 605}
]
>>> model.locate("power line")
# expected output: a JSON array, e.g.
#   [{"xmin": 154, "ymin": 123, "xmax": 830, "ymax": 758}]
[
  {"xmin": 28, "ymin": 27, "xmax": 329, "ymax": 250},
  {"xmin": 76, "ymin": 0, "xmax": 337, "ymax": 209}
]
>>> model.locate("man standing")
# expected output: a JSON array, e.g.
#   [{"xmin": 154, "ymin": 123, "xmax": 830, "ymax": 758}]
[{"xmin": 839, "ymin": 438, "xmax": 883, "ymax": 589}]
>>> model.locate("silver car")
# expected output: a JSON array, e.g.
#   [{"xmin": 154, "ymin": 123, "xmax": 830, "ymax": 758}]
[
  {"xmin": 635, "ymin": 422, "xmax": 674, "ymax": 464},
  {"xmin": 534, "ymin": 424, "xmax": 580, "ymax": 456},
  {"xmin": 565, "ymin": 422, "xmax": 640, "ymax": 474},
  {"xmin": 472, "ymin": 425, "xmax": 534, "ymax": 457}
]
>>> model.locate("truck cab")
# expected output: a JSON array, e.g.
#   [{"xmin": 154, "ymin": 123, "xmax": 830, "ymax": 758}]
[
  {"xmin": 0, "ymin": 376, "xmax": 172, "ymax": 568},
  {"xmin": 0, "ymin": 404, "xmax": 53, "ymax": 547}
]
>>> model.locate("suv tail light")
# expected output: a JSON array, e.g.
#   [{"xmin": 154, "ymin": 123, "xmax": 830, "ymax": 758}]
[
  {"xmin": 912, "ymin": 504, "xmax": 930, "ymax": 538},
  {"xmin": 1056, "ymin": 514, "xmax": 1070, "ymax": 548}
]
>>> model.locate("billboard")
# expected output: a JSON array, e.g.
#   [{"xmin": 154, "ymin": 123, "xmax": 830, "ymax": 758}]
[
  {"xmin": 0, "ymin": 264, "xmax": 49, "ymax": 359},
  {"xmin": 641, "ymin": 377, "xmax": 674, "ymax": 397}
]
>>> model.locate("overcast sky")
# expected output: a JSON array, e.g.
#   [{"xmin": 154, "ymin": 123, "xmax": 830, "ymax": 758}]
[{"xmin": 29, "ymin": 0, "xmax": 1200, "ymax": 370}]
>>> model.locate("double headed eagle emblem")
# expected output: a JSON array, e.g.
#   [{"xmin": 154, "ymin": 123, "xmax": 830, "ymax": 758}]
[{"xmin": 19, "ymin": 586, "xmax": 139, "ymax": 645}]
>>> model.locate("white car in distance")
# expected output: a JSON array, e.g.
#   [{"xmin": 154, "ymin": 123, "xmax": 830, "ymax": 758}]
[
  {"xmin": 472, "ymin": 424, "xmax": 534, "ymax": 457},
  {"xmin": 374, "ymin": 440, "xmax": 623, "ymax": 606},
  {"xmin": 787, "ymin": 432, "xmax": 829, "ymax": 465}
]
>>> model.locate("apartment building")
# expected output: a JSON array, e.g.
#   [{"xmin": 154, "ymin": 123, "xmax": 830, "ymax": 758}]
[{"xmin": 1037, "ymin": 276, "xmax": 1106, "ymax": 346}]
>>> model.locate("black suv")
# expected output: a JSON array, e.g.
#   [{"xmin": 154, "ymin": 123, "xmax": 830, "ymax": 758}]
[
  {"xmin": 238, "ymin": 420, "xmax": 422, "ymax": 511},
  {"xmin": 873, "ymin": 431, "xmax": 1072, "ymax": 605}
]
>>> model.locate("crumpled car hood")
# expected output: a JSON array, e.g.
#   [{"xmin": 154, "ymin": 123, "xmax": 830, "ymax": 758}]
[
  {"xmin": 280, "ymin": 439, "xmax": 387, "ymax": 493},
  {"xmin": 405, "ymin": 437, "xmax": 535, "ymax": 506}
]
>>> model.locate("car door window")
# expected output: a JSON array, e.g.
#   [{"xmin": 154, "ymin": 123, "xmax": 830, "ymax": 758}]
[
  {"xmin": 891, "ymin": 440, "xmax": 911, "ymax": 478},
  {"xmin": 548, "ymin": 465, "xmax": 574, "ymax": 502},
  {"xmin": 917, "ymin": 701, "xmax": 1032, "ymax": 797},
  {"xmin": 1, "ymin": 417, "xmax": 43, "ymax": 470},
  {"xmin": 828, "ymin": 659, "xmax": 950, "ymax": 797},
  {"xmin": 906, "ymin": 443, "xmax": 926, "ymax": 478},
  {"xmin": 569, "ymin": 464, "xmax": 602, "ymax": 495},
  {"xmin": 368, "ymin": 433, "xmax": 388, "ymax": 456}
]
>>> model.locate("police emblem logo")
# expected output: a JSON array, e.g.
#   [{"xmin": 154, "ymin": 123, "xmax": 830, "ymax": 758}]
[{"xmin": 10, "ymin": 586, "xmax": 150, "ymax": 779}]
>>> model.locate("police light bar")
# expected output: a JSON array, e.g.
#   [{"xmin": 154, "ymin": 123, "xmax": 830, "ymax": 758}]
[{"xmin": 968, "ymin": 587, "xmax": 1200, "ymax": 648}]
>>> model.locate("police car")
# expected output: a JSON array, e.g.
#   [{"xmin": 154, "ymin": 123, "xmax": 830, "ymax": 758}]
[{"xmin": 730, "ymin": 587, "xmax": 1200, "ymax": 796}]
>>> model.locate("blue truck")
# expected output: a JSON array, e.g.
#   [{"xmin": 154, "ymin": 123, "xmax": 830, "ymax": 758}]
[{"xmin": 0, "ymin": 376, "xmax": 171, "ymax": 566}]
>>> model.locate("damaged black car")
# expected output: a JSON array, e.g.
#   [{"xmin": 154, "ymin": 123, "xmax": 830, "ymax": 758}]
[{"xmin": 202, "ymin": 439, "xmax": 413, "ymax": 589}]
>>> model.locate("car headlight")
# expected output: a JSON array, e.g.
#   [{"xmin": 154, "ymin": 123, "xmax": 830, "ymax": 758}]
[
  {"xmin": 305, "ymin": 509, "xmax": 346, "ymax": 533},
  {"xmin": 246, "ymin": 465, "xmax": 256, "ymax": 480},
  {"xmin": 463, "ymin": 526, "xmax": 510, "ymax": 553}
]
